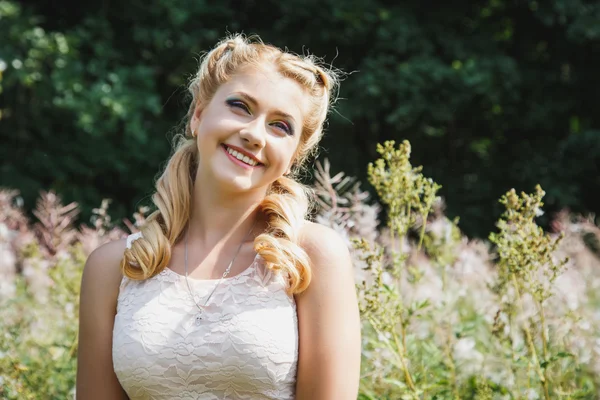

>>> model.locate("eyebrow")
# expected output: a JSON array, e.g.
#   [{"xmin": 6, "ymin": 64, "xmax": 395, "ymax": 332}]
[{"xmin": 232, "ymin": 92, "xmax": 297, "ymax": 124}]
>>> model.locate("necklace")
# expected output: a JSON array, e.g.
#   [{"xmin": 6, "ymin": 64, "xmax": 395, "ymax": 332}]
[{"xmin": 184, "ymin": 219, "xmax": 257, "ymax": 326}]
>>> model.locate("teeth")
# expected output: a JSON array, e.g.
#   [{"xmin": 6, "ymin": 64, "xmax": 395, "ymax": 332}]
[{"xmin": 226, "ymin": 146, "xmax": 258, "ymax": 166}]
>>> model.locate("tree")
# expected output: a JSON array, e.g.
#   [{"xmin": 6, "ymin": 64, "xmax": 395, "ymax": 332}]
[{"xmin": 2, "ymin": 0, "xmax": 599, "ymax": 236}]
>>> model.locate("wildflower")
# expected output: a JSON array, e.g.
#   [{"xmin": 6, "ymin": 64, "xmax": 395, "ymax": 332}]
[
  {"xmin": 524, "ymin": 388, "xmax": 540, "ymax": 400},
  {"xmin": 453, "ymin": 337, "xmax": 484, "ymax": 374}
]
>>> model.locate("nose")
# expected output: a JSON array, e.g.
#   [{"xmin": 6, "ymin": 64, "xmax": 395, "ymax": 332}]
[{"xmin": 239, "ymin": 118, "xmax": 266, "ymax": 149}]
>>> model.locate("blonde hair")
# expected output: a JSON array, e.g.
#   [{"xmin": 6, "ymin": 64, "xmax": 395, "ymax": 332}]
[{"xmin": 121, "ymin": 34, "xmax": 339, "ymax": 294}]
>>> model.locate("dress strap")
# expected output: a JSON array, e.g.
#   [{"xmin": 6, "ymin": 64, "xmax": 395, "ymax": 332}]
[
  {"xmin": 125, "ymin": 232, "xmax": 143, "ymax": 269},
  {"xmin": 126, "ymin": 231, "xmax": 143, "ymax": 249}
]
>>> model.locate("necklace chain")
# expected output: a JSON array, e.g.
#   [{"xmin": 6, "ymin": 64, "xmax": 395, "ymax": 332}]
[{"xmin": 184, "ymin": 219, "xmax": 257, "ymax": 324}]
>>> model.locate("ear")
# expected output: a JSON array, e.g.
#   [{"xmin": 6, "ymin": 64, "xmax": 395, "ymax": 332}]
[{"xmin": 191, "ymin": 104, "xmax": 203, "ymax": 133}]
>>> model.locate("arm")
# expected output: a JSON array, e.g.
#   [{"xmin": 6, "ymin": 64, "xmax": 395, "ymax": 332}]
[
  {"xmin": 295, "ymin": 222, "xmax": 362, "ymax": 400},
  {"xmin": 76, "ymin": 239, "xmax": 129, "ymax": 400}
]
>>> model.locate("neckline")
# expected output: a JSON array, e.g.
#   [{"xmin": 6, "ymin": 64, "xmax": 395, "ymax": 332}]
[{"xmin": 163, "ymin": 253, "xmax": 261, "ymax": 284}]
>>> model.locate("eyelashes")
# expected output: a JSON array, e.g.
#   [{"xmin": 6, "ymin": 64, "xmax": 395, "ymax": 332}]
[
  {"xmin": 226, "ymin": 99, "xmax": 250, "ymax": 113},
  {"xmin": 225, "ymin": 98, "xmax": 294, "ymax": 136},
  {"xmin": 271, "ymin": 121, "xmax": 292, "ymax": 134}
]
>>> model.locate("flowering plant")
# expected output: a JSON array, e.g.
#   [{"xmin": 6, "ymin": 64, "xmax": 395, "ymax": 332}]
[{"xmin": 1, "ymin": 141, "xmax": 599, "ymax": 399}]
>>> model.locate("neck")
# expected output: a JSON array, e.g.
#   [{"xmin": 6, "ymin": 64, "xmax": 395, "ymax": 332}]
[{"xmin": 187, "ymin": 171, "xmax": 268, "ymax": 249}]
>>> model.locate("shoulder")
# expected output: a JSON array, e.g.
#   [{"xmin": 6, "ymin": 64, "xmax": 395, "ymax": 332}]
[
  {"xmin": 297, "ymin": 221, "xmax": 354, "ymax": 292},
  {"xmin": 81, "ymin": 238, "xmax": 128, "ymax": 305},
  {"xmin": 84, "ymin": 238, "xmax": 127, "ymax": 278},
  {"xmin": 294, "ymin": 222, "xmax": 361, "ymax": 398},
  {"xmin": 76, "ymin": 238, "xmax": 130, "ymax": 399},
  {"xmin": 299, "ymin": 221, "xmax": 350, "ymax": 264},
  {"xmin": 87, "ymin": 237, "xmax": 128, "ymax": 264}
]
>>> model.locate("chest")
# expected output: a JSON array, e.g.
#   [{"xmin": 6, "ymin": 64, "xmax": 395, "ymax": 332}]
[
  {"xmin": 168, "ymin": 242, "xmax": 259, "ymax": 281},
  {"xmin": 111, "ymin": 270, "xmax": 298, "ymax": 399}
]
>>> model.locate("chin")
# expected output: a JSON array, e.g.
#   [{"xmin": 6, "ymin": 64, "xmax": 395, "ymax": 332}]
[{"xmin": 210, "ymin": 169, "xmax": 257, "ymax": 190}]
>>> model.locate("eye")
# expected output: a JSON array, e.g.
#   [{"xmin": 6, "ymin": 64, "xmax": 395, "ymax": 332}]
[
  {"xmin": 271, "ymin": 120, "xmax": 294, "ymax": 136},
  {"xmin": 226, "ymin": 99, "xmax": 251, "ymax": 114}
]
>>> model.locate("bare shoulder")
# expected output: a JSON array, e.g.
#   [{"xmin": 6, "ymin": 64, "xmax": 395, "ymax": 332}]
[
  {"xmin": 82, "ymin": 238, "xmax": 128, "ymax": 291},
  {"xmin": 294, "ymin": 223, "xmax": 361, "ymax": 399},
  {"xmin": 80, "ymin": 238, "xmax": 129, "ymax": 315},
  {"xmin": 299, "ymin": 221, "xmax": 351, "ymax": 265},
  {"xmin": 297, "ymin": 221, "xmax": 355, "ymax": 292},
  {"xmin": 77, "ymin": 238, "xmax": 130, "ymax": 399},
  {"xmin": 79, "ymin": 237, "xmax": 128, "ymax": 318}
]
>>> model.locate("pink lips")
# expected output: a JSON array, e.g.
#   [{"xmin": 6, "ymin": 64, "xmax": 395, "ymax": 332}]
[{"xmin": 222, "ymin": 145, "xmax": 261, "ymax": 170}]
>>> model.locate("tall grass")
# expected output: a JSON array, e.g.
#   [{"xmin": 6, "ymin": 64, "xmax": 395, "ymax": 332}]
[{"xmin": 1, "ymin": 141, "xmax": 599, "ymax": 399}]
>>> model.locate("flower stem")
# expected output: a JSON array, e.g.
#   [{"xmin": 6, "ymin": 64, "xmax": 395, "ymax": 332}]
[
  {"xmin": 537, "ymin": 299, "xmax": 551, "ymax": 395},
  {"xmin": 444, "ymin": 328, "xmax": 461, "ymax": 400},
  {"xmin": 368, "ymin": 317, "xmax": 416, "ymax": 392},
  {"xmin": 392, "ymin": 326, "xmax": 416, "ymax": 392},
  {"xmin": 511, "ymin": 274, "xmax": 551, "ymax": 400}
]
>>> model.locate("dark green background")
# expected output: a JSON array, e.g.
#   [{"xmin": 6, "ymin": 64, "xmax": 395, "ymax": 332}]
[{"xmin": 1, "ymin": 0, "xmax": 599, "ymax": 237}]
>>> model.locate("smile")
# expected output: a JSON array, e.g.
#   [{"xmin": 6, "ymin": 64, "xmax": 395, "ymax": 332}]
[{"xmin": 222, "ymin": 145, "xmax": 262, "ymax": 168}]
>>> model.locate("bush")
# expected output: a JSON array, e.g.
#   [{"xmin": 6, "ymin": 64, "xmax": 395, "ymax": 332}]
[{"xmin": 3, "ymin": 0, "xmax": 600, "ymax": 238}]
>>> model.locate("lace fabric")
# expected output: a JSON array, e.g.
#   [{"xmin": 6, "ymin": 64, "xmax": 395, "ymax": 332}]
[{"xmin": 113, "ymin": 235, "xmax": 298, "ymax": 399}]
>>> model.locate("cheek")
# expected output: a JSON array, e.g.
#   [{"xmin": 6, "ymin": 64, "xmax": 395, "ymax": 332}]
[{"xmin": 197, "ymin": 116, "xmax": 230, "ymax": 142}]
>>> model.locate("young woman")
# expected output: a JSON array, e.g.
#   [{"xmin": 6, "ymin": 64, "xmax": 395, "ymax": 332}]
[{"xmin": 76, "ymin": 34, "xmax": 361, "ymax": 399}]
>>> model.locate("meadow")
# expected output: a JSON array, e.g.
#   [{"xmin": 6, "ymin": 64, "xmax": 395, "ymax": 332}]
[{"xmin": 1, "ymin": 141, "xmax": 599, "ymax": 399}]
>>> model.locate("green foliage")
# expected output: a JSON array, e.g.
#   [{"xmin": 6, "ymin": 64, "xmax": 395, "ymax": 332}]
[
  {"xmin": 2, "ymin": 0, "xmax": 600, "ymax": 237},
  {"xmin": 357, "ymin": 141, "xmax": 599, "ymax": 399},
  {"xmin": 488, "ymin": 186, "xmax": 577, "ymax": 399},
  {"xmin": 489, "ymin": 185, "xmax": 568, "ymax": 303},
  {"xmin": 368, "ymin": 140, "xmax": 441, "ymax": 248},
  {"xmin": 1, "ymin": 139, "xmax": 600, "ymax": 398},
  {"xmin": 0, "ymin": 245, "xmax": 83, "ymax": 399}
]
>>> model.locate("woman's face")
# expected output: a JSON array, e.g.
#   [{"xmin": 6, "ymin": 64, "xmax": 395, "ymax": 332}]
[{"xmin": 191, "ymin": 65, "xmax": 309, "ymax": 193}]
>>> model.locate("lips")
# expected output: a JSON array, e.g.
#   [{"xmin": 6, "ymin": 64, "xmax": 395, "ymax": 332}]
[
  {"xmin": 222, "ymin": 144, "xmax": 264, "ymax": 167},
  {"xmin": 222, "ymin": 145, "xmax": 263, "ymax": 170}
]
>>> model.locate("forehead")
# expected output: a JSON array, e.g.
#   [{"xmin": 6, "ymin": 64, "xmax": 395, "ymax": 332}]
[{"xmin": 215, "ymin": 65, "xmax": 310, "ymax": 123}]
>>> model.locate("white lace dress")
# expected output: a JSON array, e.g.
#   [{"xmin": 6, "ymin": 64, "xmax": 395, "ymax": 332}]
[{"xmin": 112, "ymin": 234, "xmax": 298, "ymax": 400}]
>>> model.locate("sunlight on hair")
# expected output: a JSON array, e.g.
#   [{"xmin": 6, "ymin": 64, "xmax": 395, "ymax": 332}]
[{"xmin": 121, "ymin": 34, "xmax": 340, "ymax": 293}]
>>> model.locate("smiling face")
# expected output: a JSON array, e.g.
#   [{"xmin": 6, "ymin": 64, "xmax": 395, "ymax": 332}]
[{"xmin": 191, "ymin": 64, "xmax": 310, "ymax": 193}]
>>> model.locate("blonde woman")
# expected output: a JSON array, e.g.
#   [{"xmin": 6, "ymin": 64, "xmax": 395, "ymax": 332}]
[{"xmin": 76, "ymin": 34, "xmax": 361, "ymax": 399}]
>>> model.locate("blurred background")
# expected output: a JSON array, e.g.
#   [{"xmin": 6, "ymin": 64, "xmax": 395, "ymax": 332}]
[
  {"xmin": 3, "ymin": 2, "xmax": 600, "ymax": 398},
  {"xmin": 1, "ymin": 0, "xmax": 599, "ymax": 238}
]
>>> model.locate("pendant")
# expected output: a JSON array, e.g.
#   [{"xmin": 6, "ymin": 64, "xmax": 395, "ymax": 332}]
[{"xmin": 195, "ymin": 312, "xmax": 203, "ymax": 326}]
